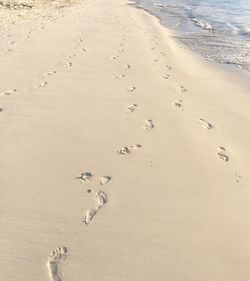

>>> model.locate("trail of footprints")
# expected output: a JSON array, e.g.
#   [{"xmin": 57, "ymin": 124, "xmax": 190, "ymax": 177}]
[
  {"xmin": 147, "ymin": 41, "xmax": 239, "ymax": 177},
  {"xmin": 2, "ymin": 26, "xmax": 244, "ymax": 280},
  {"xmin": 3, "ymin": 33, "xmax": 87, "ymax": 99}
]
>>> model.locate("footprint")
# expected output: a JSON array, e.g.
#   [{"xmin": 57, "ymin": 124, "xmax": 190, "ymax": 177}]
[
  {"xmin": 75, "ymin": 171, "xmax": 92, "ymax": 183},
  {"xmin": 235, "ymin": 172, "xmax": 243, "ymax": 185},
  {"xmin": 217, "ymin": 147, "xmax": 229, "ymax": 162},
  {"xmin": 44, "ymin": 71, "xmax": 57, "ymax": 76},
  {"xmin": 113, "ymin": 74, "xmax": 126, "ymax": 79},
  {"xmin": 47, "ymin": 247, "xmax": 67, "ymax": 281},
  {"xmin": 129, "ymin": 144, "xmax": 141, "ymax": 150},
  {"xmin": 199, "ymin": 118, "xmax": 213, "ymax": 130},
  {"xmin": 99, "ymin": 176, "xmax": 111, "ymax": 185},
  {"xmin": 179, "ymin": 86, "xmax": 187, "ymax": 93},
  {"xmin": 117, "ymin": 146, "xmax": 129, "ymax": 155},
  {"xmin": 161, "ymin": 74, "xmax": 170, "ymax": 80},
  {"xmin": 127, "ymin": 86, "xmax": 136, "ymax": 92},
  {"xmin": 81, "ymin": 48, "xmax": 87, "ymax": 52},
  {"xmin": 82, "ymin": 191, "xmax": 108, "ymax": 225},
  {"xmin": 82, "ymin": 209, "xmax": 96, "ymax": 225},
  {"xmin": 1, "ymin": 89, "xmax": 17, "ymax": 96},
  {"xmin": 117, "ymin": 144, "xmax": 141, "ymax": 155},
  {"xmin": 160, "ymin": 52, "xmax": 166, "ymax": 56},
  {"xmin": 109, "ymin": 55, "xmax": 119, "ymax": 60},
  {"xmin": 123, "ymin": 64, "xmax": 131, "ymax": 70},
  {"xmin": 125, "ymin": 104, "xmax": 137, "ymax": 113},
  {"xmin": 165, "ymin": 65, "xmax": 172, "ymax": 71},
  {"xmin": 95, "ymin": 190, "xmax": 108, "ymax": 207},
  {"xmin": 143, "ymin": 119, "xmax": 154, "ymax": 131},
  {"xmin": 173, "ymin": 99, "xmax": 183, "ymax": 109},
  {"xmin": 34, "ymin": 81, "xmax": 48, "ymax": 89},
  {"xmin": 74, "ymin": 39, "xmax": 83, "ymax": 48},
  {"xmin": 66, "ymin": 62, "xmax": 73, "ymax": 67},
  {"xmin": 75, "ymin": 172, "xmax": 111, "ymax": 185},
  {"xmin": 68, "ymin": 54, "xmax": 76, "ymax": 59}
]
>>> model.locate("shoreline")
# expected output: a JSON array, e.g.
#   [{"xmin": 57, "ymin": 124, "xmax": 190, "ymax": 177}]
[
  {"xmin": 1, "ymin": 0, "xmax": 250, "ymax": 280},
  {"xmin": 131, "ymin": 0, "xmax": 250, "ymax": 75}
]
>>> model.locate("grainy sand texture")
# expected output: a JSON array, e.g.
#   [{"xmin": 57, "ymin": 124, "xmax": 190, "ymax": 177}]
[{"xmin": 1, "ymin": 0, "xmax": 250, "ymax": 280}]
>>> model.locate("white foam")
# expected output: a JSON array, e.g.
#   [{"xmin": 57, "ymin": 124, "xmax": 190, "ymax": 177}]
[{"xmin": 192, "ymin": 18, "xmax": 213, "ymax": 32}]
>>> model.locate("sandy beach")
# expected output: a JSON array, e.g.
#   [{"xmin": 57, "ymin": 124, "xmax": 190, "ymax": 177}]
[{"xmin": 1, "ymin": 0, "xmax": 250, "ymax": 280}]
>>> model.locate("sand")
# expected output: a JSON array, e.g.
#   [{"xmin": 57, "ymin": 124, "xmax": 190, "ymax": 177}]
[{"xmin": 1, "ymin": 0, "xmax": 250, "ymax": 280}]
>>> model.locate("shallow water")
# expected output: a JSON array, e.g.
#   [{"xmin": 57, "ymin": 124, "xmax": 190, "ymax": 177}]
[{"xmin": 134, "ymin": 0, "xmax": 250, "ymax": 71}]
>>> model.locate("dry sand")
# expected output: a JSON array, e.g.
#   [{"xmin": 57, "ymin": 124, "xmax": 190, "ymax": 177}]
[{"xmin": 1, "ymin": 0, "xmax": 250, "ymax": 280}]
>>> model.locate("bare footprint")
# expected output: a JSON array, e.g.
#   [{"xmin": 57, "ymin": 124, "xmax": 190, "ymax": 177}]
[
  {"xmin": 217, "ymin": 147, "xmax": 229, "ymax": 162},
  {"xmin": 143, "ymin": 119, "xmax": 154, "ymax": 131},
  {"xmin": 34, "ymin": 81, "xmax": 48, "ymax": 89},
  {"xmin": 82, "ymin": 209, "xmax": 96, "ymax": 225},
  {"xmin": 75, "ymin": 171, "xmax": 93, "ymax": 183},
  {"xmin": 95, "ymin": 190, "xmax": 108, "ymax": 207},
  {"xmin": 117, "ymin": 146, "xmax": 129, "ymax": 155},
  {"xmin": 117, "ymin": 144, "xmax": 141, "ymax": 155},
  {"xmin": 1, "ymin": 89, "xmax": 17, "ymax": 96},
  {"xmin": 47, "ymin": 247, "xmax": 67, "ymax": 281},
  {"xmin": 179, "ymin": 86, "xmax": 187, "ymax": 93},
  {"xmin": 125, "ymin": 104, "xmax": 137, "ymax": 113},
  {"xmin": 173, "ymin": 100, "xmax": 183, "ymax": 109},
  {"xmin": 129, "ymin": 144, "xmax": 141, "ymax": 150},
  {"xmin": 44, "ymin": 71, "xmax": 57, "ymax": 76},
  {"xmin": 123, "ymin": 64, "xmax": 131, "ymax": 70},
  {"xmin": 113, "ymin": 74, "xmax": 126, "ymax": 79},
  {"xmin": 68, "ymin": 54, "xmax": 76, "ymax": 59},
  {"xmin": 74, "ymin": 39, "xmax": 83, "ymax": 48},
  {"xmin": 127, "ymin": 86, "xmax": 136, "ymax": 92},
  {"xmin": 165, "ymin": 65, "xmax": 172, "ymax": 71},
  {"xmin": 235, "ymin": 172, "xmax": 243, "ymax": 185},
  {"xmin": 8, "ymin": 40, "xmax": 15, "ymax": 46},
  {"xmin": 75, "ymin": 172, "xmax": 111, "ymax": 185},
  {"xmin": 161, "ymin": 74, "xmax": 170, "ymax": 80},
  {"xmin": 199, "ymin": 118, "xmax": 213, "ymax": 129},
  {"xmin": 109, "ymin": 55, "xmax": 119, "ymax": 60},
  {"xmin": 83, "ymin": 191, "xmax": 108, "ymax": 225},
  {"xmin": 99, "ymin": 176, "xmax": 111, "ymax": 185}
]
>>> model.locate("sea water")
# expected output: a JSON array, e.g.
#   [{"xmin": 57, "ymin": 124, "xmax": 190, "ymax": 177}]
[{"xmin": 133, "ymin": 0, "xmax": 250, "ymax": 71}]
